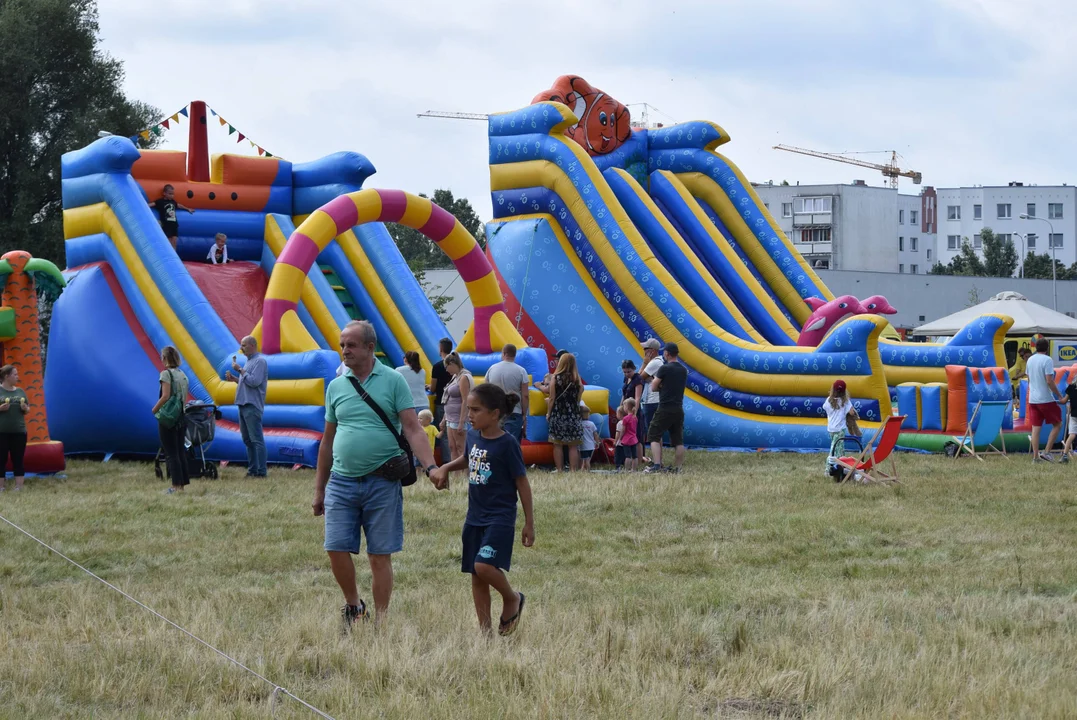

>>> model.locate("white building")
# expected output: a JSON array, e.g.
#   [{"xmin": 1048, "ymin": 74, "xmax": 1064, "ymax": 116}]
[
  {"xmin": 935, "ymin": 183, "xmax": 1077, "ymax": 273},
  {"xmin": 753, "ymin": 182, "xmax": 936, "ymax": 273}
]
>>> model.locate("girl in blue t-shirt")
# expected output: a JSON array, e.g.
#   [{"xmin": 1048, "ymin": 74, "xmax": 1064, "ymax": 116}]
[{"xmin": 431, "ymin": 383, "xmax": 535, "ymax": 635}]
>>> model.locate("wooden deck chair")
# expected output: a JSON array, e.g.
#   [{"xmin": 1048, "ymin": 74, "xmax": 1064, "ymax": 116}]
[
  {"xmin": 952, "ymin": 400, "xmax": 1009, "ymax": 461},
  {"xmin": 836, "ymin": 414, "xmax": 906, "ymax": 484}
]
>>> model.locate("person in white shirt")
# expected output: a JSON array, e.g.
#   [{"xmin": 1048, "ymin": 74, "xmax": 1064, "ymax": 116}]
[
  {"xmin": 484, "ymin": 344, "xmax": 531, "ymax": 443},
  {"xmin": 638, "ymin": 338, "xmax": 663, "ymax": 443},
  {"xmin": 206, "ymin": 233, "xmax": 231, "ymax": 264},
  {"xmin": 1026, "ymin": 338, "xmax": 1068, "ymax": 462},
  {"xmin": 395, "ymin": 351, "xmax": 429, "ymax": 412},
  {"xmin": 823, "ymin": 379, "xmax": 856, "ymax": 476}
]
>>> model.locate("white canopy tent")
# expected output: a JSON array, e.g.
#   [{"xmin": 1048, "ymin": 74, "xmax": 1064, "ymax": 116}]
[{"xmin": 914, "ymin": 291, "xmax": 1077, "ymax": 337}]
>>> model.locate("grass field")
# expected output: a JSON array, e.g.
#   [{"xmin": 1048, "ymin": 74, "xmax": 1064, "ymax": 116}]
[{"xmin": 1, "ymin": 453, "xmax": 1076, "ymax": 719}]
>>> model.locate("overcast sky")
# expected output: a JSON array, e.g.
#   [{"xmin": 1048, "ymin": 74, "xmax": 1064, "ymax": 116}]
[{"xmin": 97, "ymin": 0, "xmax": 1077, "ymax": 219}]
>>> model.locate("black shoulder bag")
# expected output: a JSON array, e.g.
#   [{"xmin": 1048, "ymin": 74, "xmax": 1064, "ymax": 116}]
[{"xmin": 346, "ymin": 375, "xmax": 418, "ymax": 487}]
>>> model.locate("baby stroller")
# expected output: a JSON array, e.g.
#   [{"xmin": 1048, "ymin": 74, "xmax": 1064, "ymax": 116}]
[{"xmin": 155, "ymin": 401, "xmax": 221, "ymax": 480}]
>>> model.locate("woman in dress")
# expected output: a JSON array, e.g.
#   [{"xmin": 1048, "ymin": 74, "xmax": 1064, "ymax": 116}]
[
  {"xmin": 152, "ymin": 346, "xmax": 190, "ymax": 493},
  {"xmin": 396, "ymin": 350, "xmax": 429, "ymax": 412},
  {"xmin": 0, "ymin": 365, "xmax": 30, "ymax": 492},
  {"xmin": 439, "ymin": 352, "xmax": 473, "ymax": 463},
  {"xmin": 546, "ymin": 352, "xmax": 584, "ymax": 472}
]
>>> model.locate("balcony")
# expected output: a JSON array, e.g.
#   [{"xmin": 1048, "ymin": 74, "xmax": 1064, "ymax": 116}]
[
  {"xmin": 793, "ymin": 212, "xmax": 832, "ymax": 227},
  {"xmin": 793, "ymin": 242, "xmax": 833, "ymax": 256}
]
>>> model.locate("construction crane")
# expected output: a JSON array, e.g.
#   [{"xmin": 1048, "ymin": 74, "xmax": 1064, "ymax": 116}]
[
  {"xmin": 773, "ymin": 144, "xmax": 922, "ymax": 189},
  {"xmin": 416, "ymin": 111, "xmax": 489, "ymax": 121}
]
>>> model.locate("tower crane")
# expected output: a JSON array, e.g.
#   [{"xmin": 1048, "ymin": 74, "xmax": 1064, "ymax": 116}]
[
  {"xmin": 773, "ymin": 145, "xmax": 922, "ymax": 189},
  {"xmin": 416, "ymin": 111, "xmax": 489, "ymax": 121}
]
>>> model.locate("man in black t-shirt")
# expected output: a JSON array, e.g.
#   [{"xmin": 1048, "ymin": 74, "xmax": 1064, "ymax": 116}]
[
  {"xmin": 428, "ymin": 337, "xmax": 454, "ymax": 462},
  {"xmin": 644, "ymin": 342, "xmax": 688, "ymax": 473},
  {"xmin": 148, "ymin": 184, "xmax": 194, "ymax": 251}
]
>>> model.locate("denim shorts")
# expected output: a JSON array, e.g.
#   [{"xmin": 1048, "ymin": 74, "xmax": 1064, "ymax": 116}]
[{"xmin": 323, "ymin": 472, "xmax": 404, "ymax": 555}]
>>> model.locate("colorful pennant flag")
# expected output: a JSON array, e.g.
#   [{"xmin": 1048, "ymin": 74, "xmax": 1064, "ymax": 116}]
[
  {"xmin": 161, "ymin": 119, "xmax": 170, "ymax": 130},
  {"xmin": 227, "ymin": 124, "xmax": 236, "ymax": 135},
  {"xmin": 218, "ymin": 116, "xmax": 227, "ymax": 126},
  {"xmin": 170, "ymin": 113, "xmax": 180, "ymax": 123},
  {"xmin": 180, "ymin": 107, "xmax": 189, "ymax": 117},
  {"xmin": 237, "ymin": 132, "xmax": 245, "ymax": 143}
]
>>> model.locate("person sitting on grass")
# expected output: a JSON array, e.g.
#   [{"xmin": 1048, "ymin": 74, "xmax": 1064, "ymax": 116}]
[
  {"xmin": 206, "ymin": 233, "xmax": 232, "ymax": 264},
  {"xmin": 148, "ymin": 184, "xmax": 194, "ymax": 251},
  {"xmin": 431, "ymin": 383, "xmax": 534, "ymax": 636},
  {"xmin": 823, "ymin": 379, "xmax": 857, "ymax": 479},
  {"xmin": 579, "ymin": 404, "xmax": 599, "ymax": 472}
]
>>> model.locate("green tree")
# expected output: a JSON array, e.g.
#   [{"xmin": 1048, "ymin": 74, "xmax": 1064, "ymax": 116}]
[
  {"xmin": 1021, "ymin": 251, "xmax": 1068, "ymax": 280},
  {"xmin": 0, "ymin": 0, "xmax": 161, "ymax": 265},
  {"xmin": 981, "ymin": 228, "xmax": 1018, "ymax": 278}
]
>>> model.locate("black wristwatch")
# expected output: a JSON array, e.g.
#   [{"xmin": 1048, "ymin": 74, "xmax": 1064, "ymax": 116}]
[{"xmin": 425, "ymin": 464, "xmax": 437, "ymax": 476}]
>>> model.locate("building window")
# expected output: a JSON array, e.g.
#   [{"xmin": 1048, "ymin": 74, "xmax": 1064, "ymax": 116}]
[
  {"xmin": 899, "ymin": 264, "xmax": 905, "ymax": 274},
  {"xmin": 973, "ymin": 234, "xmax": 982, "ymax": 248},
  {"xmin": 1027, "ymin": 203, "xmax": 1036, "ymax": 219},
  {"xmin": 781, "ymin": 202, "xmax": 792, "ymax": 218},
  {"xmin": 927, "ymin": 248, "xmax": 932, "ymax": 260},
  {"xmin": 899, "ymin": 236, "xmax": 904, "ymax": 251},
  {"xmin": 910, "ymin": 264, "xmax": 919, "ymax": 274},
  {"xmin": 974, "ymin": 204, "xmax": 982, "ymax": 220},
  {"xmin": 1028, "ymin": 233, "xmax": 1037, "ymax": 249},
  {"xmin": 947, "ymin": 205, "xmax": 961, "ymax": 220},
  {"xmin": 997, "ymin": 203, "xmax": 1011, "ymax": 219},
  {"xmin": 947, "ymin": 235, "xmax": 960, "ymax": 250},
  {"xmin": 796, "ymin": 197, "xmax": 832, "ymax": 213},
  {"xmin": 799, "ymin": 228, "xmax": 832, "ymax": 243},
  {"xmin": 997, "ymin": 233, "xmax": 1012, "ymax": 245},
  {"xmin": 1050, "ymin": 233, "xmax": 1064, "ymax": 248},
  {"xmin": 899, "ymin": 209, "xmax": 904, "ymax": 224},
  {"xmin": 910, "ymin": 210, "xmax": 918, "ymax": 224},
  {"xmin": 1050, "ymin": 203, "xmax": 1064, "ymax": 219},
  {"xmin": 910, "ymin": 237, "xmax": 918, "ymax": 251}
]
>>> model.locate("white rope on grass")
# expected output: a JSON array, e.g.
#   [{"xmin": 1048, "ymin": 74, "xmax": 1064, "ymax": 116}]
[{"xmin": 0, "ymin": 512, "xmax": 337, "ymax": 720}]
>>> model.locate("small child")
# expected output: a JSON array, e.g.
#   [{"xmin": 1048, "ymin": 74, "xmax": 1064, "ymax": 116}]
[
  {"xmin": 207, "ymin": 233, "xmax": 232, "ymax": 264},
  {"xmin": 431, "ymin": 384, "xmax": 534, "ymax": 636},
  {"xmin": 824, "ymin": 379, "xmax": 857, "ymax": 478},
  {"xmin": 579, "ymin": 404, "xmax": 599, "ymax": 471},
  {"xmin": 419, "ymin": 408, "xmax": 441, "ymax": 464},
  {"xmin": 1061, "ymin": 380, "xmax": 1077, "ymax": 462},
  {"xmin": 613, "ymin": 406, "xmax": 627, "ymax": 470},
  {"xmin": 620, "ymin": 398, "xmax": 639, "ymax": 471},
  {"xmin": 148, "ymin": 184, "xmax": 194, "ymax": 251}
]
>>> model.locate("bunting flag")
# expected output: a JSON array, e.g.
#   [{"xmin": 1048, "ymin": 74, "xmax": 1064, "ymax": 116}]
[
  {"xmin": 136, "ymin": 102, "xmax": 282, "ymax": 159},
  {"xmin": 135, "ymin": 104, "xmax": 191, "ymax": 144}
]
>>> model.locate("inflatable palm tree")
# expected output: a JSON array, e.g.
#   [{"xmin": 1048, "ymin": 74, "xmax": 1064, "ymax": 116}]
[{"xmin": 0, "ymin": 250, "xmax": 66, "ymax": 472}]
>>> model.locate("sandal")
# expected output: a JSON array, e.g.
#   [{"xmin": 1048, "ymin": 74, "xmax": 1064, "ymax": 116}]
[{"xmin": 498, "ymin": 592, "xmax": 525, "ymax": 636}]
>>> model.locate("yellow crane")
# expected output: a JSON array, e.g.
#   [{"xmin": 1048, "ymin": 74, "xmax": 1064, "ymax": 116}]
[{"xmin": 773, "ymin": 144, "xmax": 922, "ymax": 189}]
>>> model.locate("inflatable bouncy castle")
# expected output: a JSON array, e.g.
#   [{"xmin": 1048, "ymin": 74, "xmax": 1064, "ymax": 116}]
[
  {"xmin": 49, "ymin": 101, "xmax": 582, "ymax": 467},
  {"xmin": 484, "ymin": 76, "xmax": 1012, "ymax": 449}
]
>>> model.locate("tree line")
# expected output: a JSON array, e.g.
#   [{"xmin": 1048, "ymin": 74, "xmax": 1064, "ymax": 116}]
[{"xmin": 929, "ymin": 228, "xmax": 1077, "ymax": 280}]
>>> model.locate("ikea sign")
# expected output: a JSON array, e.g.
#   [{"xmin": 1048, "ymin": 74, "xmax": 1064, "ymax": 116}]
[{"xmin": 1059, "ymin": 345, "xmax": 1077, "ymax": 362}]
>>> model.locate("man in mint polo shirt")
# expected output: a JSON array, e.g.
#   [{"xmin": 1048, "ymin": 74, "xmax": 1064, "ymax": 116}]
[{"xmin": 313, "ymin": 320, "xmax": 441, "ymax": 631}]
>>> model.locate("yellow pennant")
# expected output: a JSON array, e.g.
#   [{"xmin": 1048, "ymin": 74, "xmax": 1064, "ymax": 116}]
[
  {"xmin": 218, "ymin": 116, "xmax": 227, "ymax": 126},
  {"xmin": 170, "ymin": 113, "xmax": 180, "ymax": 123}
]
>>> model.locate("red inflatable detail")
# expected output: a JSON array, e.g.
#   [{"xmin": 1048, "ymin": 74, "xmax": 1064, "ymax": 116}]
[{"xmin": 186, "ymin": 261, "xmax": 267, "ymax": 343}]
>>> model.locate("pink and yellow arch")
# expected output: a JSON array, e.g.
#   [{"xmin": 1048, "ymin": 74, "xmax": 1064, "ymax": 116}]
[{"xmin": 261, "ymin": 189, "xmax": 525, "ymax": 355}]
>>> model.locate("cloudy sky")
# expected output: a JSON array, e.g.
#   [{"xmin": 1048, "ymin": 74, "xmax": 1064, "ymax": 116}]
[{"xmin": 97, "ymin": 0, "xmax": 1076, "ymax": 219}]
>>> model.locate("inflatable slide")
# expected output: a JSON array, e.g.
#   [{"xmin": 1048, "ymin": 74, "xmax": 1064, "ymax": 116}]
[{"xmin": 484, "ymin": 77, "xmax": 1009, "ymax": 449}]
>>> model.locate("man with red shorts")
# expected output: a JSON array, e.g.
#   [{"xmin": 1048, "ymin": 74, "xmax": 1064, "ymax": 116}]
[{"xmin": 1026, "ymin": 338, "xmax": 1068, "ymax": 462}]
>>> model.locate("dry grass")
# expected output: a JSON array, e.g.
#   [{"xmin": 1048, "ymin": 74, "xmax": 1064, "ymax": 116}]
[{"xmin": 1, "ymin": 452, "xmax": 1076, "ymax": 719}]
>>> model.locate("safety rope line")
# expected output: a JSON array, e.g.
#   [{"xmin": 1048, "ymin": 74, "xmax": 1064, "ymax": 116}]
[
  {"xmin": 513, "ymin": 219, "xmax": 541, "ymax": 333},
  {"xmin": 0, "ymin": 513, "xmax": 337, "ymax": 720}
]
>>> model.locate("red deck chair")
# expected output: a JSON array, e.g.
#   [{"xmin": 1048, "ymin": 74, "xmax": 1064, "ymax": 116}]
[{"xmin": 836, "ymin": 414, "xmax": 906, "ymax": 484}]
